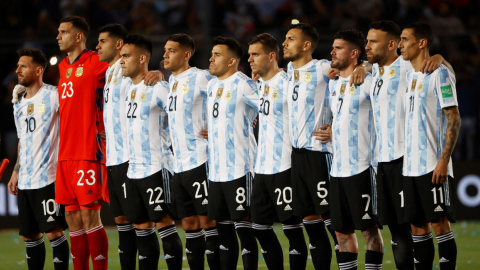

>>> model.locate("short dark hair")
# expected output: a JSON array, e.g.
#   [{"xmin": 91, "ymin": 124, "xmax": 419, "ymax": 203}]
[
  {"xmin": 166, "ymin": 33, "xmax": 195, "ymax": 54},
  {"xmin": 98, "ymin": 24, "xmax": 128, "ymax": 40},
  {"xmin": 212, "ymin": 36, "xmax": 243, "ymax": 60},
  {"xmin": 334, "ymin": 29, "xmax": 366, "ymax": 65},
  {"xmin": 405, "ymin": 22, "xmax": 434, "ymax": 49},
  {"xmin": 248, "ymin": 33, "xmax": 280, "ymax": 61},
  {"xmin": 60, "ymin": 16, "xmax": 90, "ymax": 37},
  {"xmin": 17, "ymin": 48, "xmax": 48, "ymax": 71},
  {"xmin": 288, "ymin": 23, "xmax": 319, "ymax": 51},
  {"xmin": 369, "ymin": 20, "xmax": 401, "ymax": 42},
  {"xmin": 124, "ymin": 34, "xmax": 153, "ymax": 59}
]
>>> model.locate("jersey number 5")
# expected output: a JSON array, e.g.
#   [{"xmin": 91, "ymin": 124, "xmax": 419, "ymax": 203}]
[{"xmin": 61, "ymin": 82, "xmax": 74, "ymax": 99}]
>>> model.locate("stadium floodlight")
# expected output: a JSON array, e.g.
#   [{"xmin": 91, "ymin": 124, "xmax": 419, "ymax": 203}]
[
  {"xmin": 49, "ymin": 56, "xmax": 58, "ymax": 66},
  {"xmin": 291, "ymin": 19, "xmax": 300, "ymax": 25}
]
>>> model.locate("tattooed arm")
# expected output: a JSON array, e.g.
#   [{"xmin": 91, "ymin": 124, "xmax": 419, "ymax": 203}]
[
  {"xmin": 8, "ymin": 142, "xmax": 20, "ymax": 195},
  {"xmin": 432, "ymin": 106, "xmax": 461, "ymax": 184}
]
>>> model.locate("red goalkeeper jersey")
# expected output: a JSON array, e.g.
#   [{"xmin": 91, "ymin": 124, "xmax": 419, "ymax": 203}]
[{"xmin": 58, "ymin": 49, "xmax": 109, "ymax": 163}]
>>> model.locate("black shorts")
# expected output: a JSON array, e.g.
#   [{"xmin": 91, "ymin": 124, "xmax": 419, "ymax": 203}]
[
  {"xmin": 107, "ymin": 162, "xmax": 130, "ymax": 218},
  {"xmin": 125, "ymin": 169, "xmax": 173, "ymax": 224},
  {"xmin": 330, "ymin": 168, "xmax": 378, "ymax": 231},
  {"xmin": 251, "ymin": 169, "xmax": 298, "ymax": 224},
  {"xmin": 403, "ymin": 172, "xmax": 456, "ymax": 223},
  {"xmin": 291, "ymin": 148, "xmax": 332, "ymax": 218},
  {"xmin": 377, "ymin": 157, "xmax": 407, "ymax": 225},
  {"xmin": 207, "ymin": 173, "xmax": 253, "ymax": 221},
  {"xmin": 173, "ymin": 163, "xmax": 209, "ymax": 219},
  {"xmin": 18, "ymin": 182, "xmax": 68, "ymax": 236}
]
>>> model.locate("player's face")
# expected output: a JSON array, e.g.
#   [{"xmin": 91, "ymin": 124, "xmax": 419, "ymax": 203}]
[
  {"xmin": 398, "ymin": 28, "xmax": 420, "ymax": 61},
  {"xmin": 120, "ymin": 44, "xmax": 141, "ymax": 78},
  {"xmin": 96, "ymin": 32, "xmax": 119, "ymax": 63},
  {"xmin": 16, "ymin": 56, "xmax": 40, "ymax": 87},
  {"xmin": 209, "ymin": 45, "xmax": 231, "ymax": 77},
  {"xmin": 283, "ymin": 29, "xmax": 304, "ymax": 62},
  {"xmin": 366, "ymin": 29, "xmax": 390, "ymax": 64},
  {"xmin": 330, "ymin": 39, "xmax": 350, "ymax": 70},
  {"xmin": 163, "ymin": 41, "xmax": 187, "ymax": 71},
  {"xmin": 248, "ymin": 43, "xmax": 271, "ymax": 76},
  {"xmin": 57, "ymin": 22, "xmax": 79, "ymax": 52}
]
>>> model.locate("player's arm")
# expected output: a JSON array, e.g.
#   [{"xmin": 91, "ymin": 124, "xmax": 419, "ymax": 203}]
[
  {"xmin": 8, "ymin": 142, "xmax": 20, "ymax": 195},
  {"xmin": 350, "ymin": 61, "xmax": 372, "ymax": 85},
  {"xmin": 420, "ymin": 54, "xmax": 455, "ymax": 75},
  {"xmin": 143, "ymin": 70, "xmax": 164, "ymax": 86},
  {"xmin": 243, "ymin": 80, "xmax": 259, "ymax": 112},
  {"xmin": 313, "ymin": 125, "xmax": 332, "ymax": 143}
]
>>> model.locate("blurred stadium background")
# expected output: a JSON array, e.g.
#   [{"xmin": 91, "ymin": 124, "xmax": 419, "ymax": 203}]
[{"xmin": 0, "ymin": 0, "xmax": 479, "ymax": 269}]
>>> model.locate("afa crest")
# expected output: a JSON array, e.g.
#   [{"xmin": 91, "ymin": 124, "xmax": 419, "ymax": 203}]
[
  {"xmin": 389, "ymin": 67, "xmax": 396, "ymax": 78},
  {"xmin": 305, "ymin": 72, "xmax": 312, "ymax": 82},
  {"xmin": 182, "ymin": 81, "xmax": 189, "ymax": 94},
  {"xmin": 75, "ymin": 67, "xmax": 83, "ymax": 77},
  {"xmin": 225, "ymin": 90, "xmax": 232, "ymax": 101},
  {"xmin": 38, "ymin": 104, "xmax": 45, "ymax": 114},
  {"xmin": 349, "ymin": 85, "xmax": 356, "ymax": 95},
  {"xmin": 272, "ymin": 89, "xmax": 279, "ymax": 101}
]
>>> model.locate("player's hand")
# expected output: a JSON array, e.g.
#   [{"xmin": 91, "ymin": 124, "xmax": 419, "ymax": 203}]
[
  {"xmin": 327, "ymin": 68, "xmax": 340, "ymax": 80},
  {"xmin": 8, "ymin": 171, "xmax": 19, "ymax": 196},
  {"xmin": 200, "ymin": 129, "xmax": 208, "ymax": 140},
  {"xmin": 350, "ymin": 66, "xmax": 366, "ymax": 85},
  {"xmin": 252, "ymin": 73, "xmax": 261, "ymax": 82},
  {"xmin": 253, "ymin": 118, "xmax": 257, "ymax": 129},
  {"xmin": 99, "ymin": 131, "xmax": 106, "ymax": 140},
  {"xmin": 432, "ymin": 159, "xmax": 449, "ymax": 184},
  {"xmin": 420, "ymin": 54, "xmax": 443, "ymax": 74},
  {"xmin": 313, "ymin": 124, "xmax": 332, "ymax": 144},
  {"xmin": 143, "ymin": 70, "xmax": 164, "ymax": 86}
]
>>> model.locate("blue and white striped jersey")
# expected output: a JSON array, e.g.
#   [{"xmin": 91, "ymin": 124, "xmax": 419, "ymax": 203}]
[
  {"xmin": 255, "ymin": 71, "xmax": 292, "ymax": 175},
  {"xmin": 329, "ymin": 74, "xmax": 375, "ymax": 177},
  {"xmin": 404, "ymin": 65, "xmax": 457, "ymax": 177},
  {"xmin": 207, "ymin": 72, "xmax": 258, "ymax": 182},
  {"xmin": 13, "ymin": 84, "xmax": 59, "ymax": 190},
  {"xmin": 167, "ymin": 67, "xmax": 213, "ymax": 173},
  {"xmin": 371, "ymin": 56, "xmax": 413, "ymax": 163},
  {"xmin": 287, "ymin": 59, "xmax": 332, "ymax": 152},
  {"xmin": 103, "ymin": 59, "xmax": 129, "ymax": 166},
  {"xmin": 125, "ymin": 80, "xmax": 174, "ymax": 179}
]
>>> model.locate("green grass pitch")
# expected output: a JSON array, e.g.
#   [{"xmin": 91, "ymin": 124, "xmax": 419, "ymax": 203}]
[{"xmin": 0, "ymin": 222, "xmax": 478, "ymax": 269}]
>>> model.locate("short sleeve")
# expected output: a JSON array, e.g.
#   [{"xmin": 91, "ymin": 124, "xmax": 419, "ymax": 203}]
[
  {"xmin": 319, "ymin": 60, "xmax": 332, "ymax": 76},
  {"xmin": 198, "ymin": 70, "xmax": 212, "ymax": 98},
  {"xmin": 155, "ymin": 81, "xmax": 170, "ymax": 111},
  {"xmin": 242, "ymin": 80, "xmax": 259, "ymax": 110},
  {"xmin": 363, "ymin": 75, "xmax": 373, "ymax": 99},
  {"xmin": 435, "ymin": 68, "xmax": 458, "ymax": 108},
  {"xmin": 13, "ymin": 105, "xmax": 21, "ymax": 139}
]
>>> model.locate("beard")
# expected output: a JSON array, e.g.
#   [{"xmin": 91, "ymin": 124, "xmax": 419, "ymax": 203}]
[
  {"xmin": 367, "ymin": 53, "xmax": 385, "ymax": 64},
  {"xmin": 331, "ymin": 58, "xmax": 348, "ymax": 70},
  {"xmin": 18, "ymin": 76, "xmax": 34, "ymax": 87}
]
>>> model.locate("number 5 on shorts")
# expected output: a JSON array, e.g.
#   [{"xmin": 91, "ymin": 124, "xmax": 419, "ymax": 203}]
[{"xmin": 77, "ymin": 170, "xmax": 96, "ymax": 186}]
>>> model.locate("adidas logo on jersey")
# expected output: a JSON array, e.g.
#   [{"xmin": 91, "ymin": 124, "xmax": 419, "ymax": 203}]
[
  {"xmin": 309, "ymin": 244, "xmax": 316, "ymax": 250},
  {"xmin": 154, "ymin": 205, "xmax": 163, "ymax": 211},
  {"xmin": 47, "ymin": 216, "xmax": 55, "ymax": 222},
  {"xmin": 94, "ymin": 255, "xmax": 106, "ymax": 260},
  {"xmin": 139, "ymin": 255, "xmax": 147, "ymax": 260},
  {"xmin": 202, "ymin": 198, "xmax": 208, "ymax": 205},
  {"xmin": 86, "ymin": 189, "xmax": 94, "ymax": 195},
  {"xmin": 335, "ymin": 244, "xmax": 339, "ymax": 250},
  {"xmin": 391, "ymin": 240, "xmax": 398, "ymax": 246},
  {"xmin": 320, "ymin": 199, "xmax": 329, "ymax": 205},
  {"xmin": 220, "ymin": 245, "xmax": 229, "ymax": 251},
  {"xmin": 439, "ymin": 257, "xmax": 449, "ymax": 263},
  {"xmin": 414, "ymin": 258, "xmax": 419, "ymax": 264},
  {"xmin": 71, "ymin": 254, "xmax": 75, "ymax": 259},
  {"xmin": 289, "ymin": 249, "xmax": 301, "ymax": 255},
  {"xmin": 53, "ymin": 257, "xmax": 63, "ymax": 263},
  {"xmin": 164, "ymin": 254, "xmax": 174, "ymax": 260},
  {"xmin": 362, "ymin": 213, "xmax": 371, "ymax": 220},
  {"xmin": 209, "ymin": 92, "xmax": 213, "ymax": 97},
  {"xmin": 26, "ymin": 255, "xmax": 31, "ymax": 259},
  {"xmin": 118, "ymin": 249, "xmax": 123, "ymax": 254},
  {"xmin": 332, "ymin": 91, "xmax": 336, "ymax": 96},
  {"xmin": 185, "ymin": 248, "xmax": 192, "ymax": 254},
  {"xmin": 206, "ymin": 250, "xmax": 214, "ymax": 255},
  {"xmin": 284, "ymin": 204, "xmax": 292, "ymax": 211},
  {"xmin": 236, "ymin": 205, "xmax": 245, "ymax": 211},
  {"xmin": 241, "ymin": 249, "xmax": 250, "ymax": 255},
  {"xmin": 434, "ymin": 205, "xmax": 443, "ymax": 212},
  {"xmin": 261, "ymin": 249, "xmax": 267, "ymax": 254}
]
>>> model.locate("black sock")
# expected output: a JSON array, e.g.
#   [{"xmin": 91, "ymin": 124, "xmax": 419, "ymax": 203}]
[
  {"xmin": 365, "ymin": 250, "xmax": 383, "ymax": 269},
  {"xmin": 324, "ymin": 219, "xmax": 340, "ymax": 264},
  {"xmin": 436, "ymin": 231, "xmax": 457, "ymax": 270},
  {"xmin": 337, "ymin": 252, "xmax": 358, "ymax": 270},
  {"xmin": 136, "ymin": 227, "xmax": 160, "ymax": 270},
  {"xmin": 253, "ymin": 223, "xmax": 283, "ymax": 270},
  {"xmin": 185, "ymin": 229, "xmax": 205, "ymax": 270},
  {"xmin": 50, "ymin": 235, "xmax": 69, "ymax": 270},
  {"xmin": 117, "ymin": 223, "xmax": 137, "ymax": 270},
  {"xmin": 25, "ymin": 237, "xmax": 46, "ymax": 270},
  {"xmin": 216, "ymin": 221, "xmax": 239, "ymax": 269},
  {"xmin": 282, "ymin": 222, "xmax": 308, "ymax": 270},
  {"xmin": 389, "ymin": 223, "xmax": 414, "ymax": 270},
  {"xmin": 158, "ymin": 225, "xmax": 183, "ymax": 270},
  {"xmin": 234, "ymin": 221, "xmax": 258, "ymax": 270},
  {"xmin": 412, "ymin": 233, "xmax": 435, "ymax": 270},
  {"xmin": 205, "ymin": 227, "xmax": 221, "ymax": 270},
  {"xmin": 303, "ymin": 219, "xmax": 332, "ymax": 268}
]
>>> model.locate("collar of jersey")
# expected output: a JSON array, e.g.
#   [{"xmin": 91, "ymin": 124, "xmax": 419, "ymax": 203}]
[
  {"xmin": 67, "ymin": 49, "xmax": 89, "ymax": 65},
  {"xmin": 261, "ymin": 70, "xmax": 285, "ymax": 83},
  {"xmin": 289, "ymin": 59, "xmax": 317, "ymax": 72},
  {"xmin": 172, "ymin": 67, "xmax": 195, "ymax": 81},
  {"xmin": 217, "ymin": 71, "xmax": 239, "ymax": 83}
]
